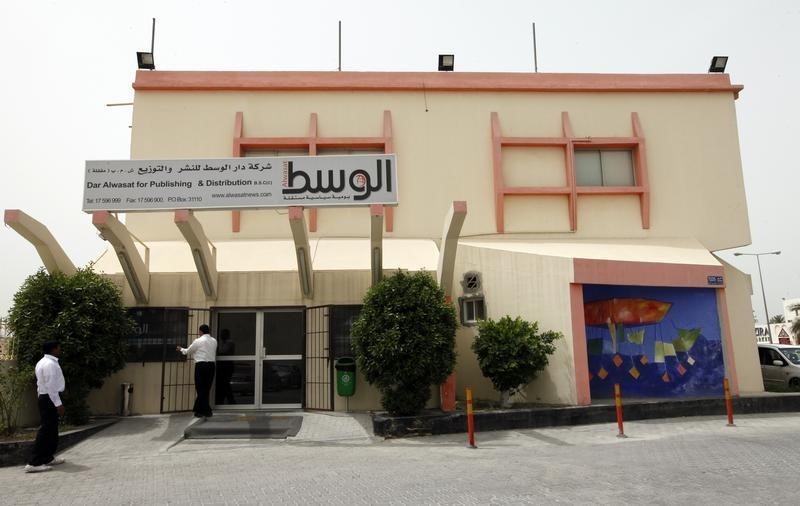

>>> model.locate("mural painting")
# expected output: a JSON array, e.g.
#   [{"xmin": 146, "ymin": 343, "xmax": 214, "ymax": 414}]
[{"xmin": 583, "ymin": 284, "xmax": 725, "ymax": 399}]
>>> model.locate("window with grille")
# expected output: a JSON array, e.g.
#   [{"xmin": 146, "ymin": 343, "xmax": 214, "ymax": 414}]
[
  {"xmin": 127, "ymin": 308, "xmax": 188, "ymax": 363},
  {"xmin": 331, "ymin": 305, "xmax": 362, "ymax": 358}
]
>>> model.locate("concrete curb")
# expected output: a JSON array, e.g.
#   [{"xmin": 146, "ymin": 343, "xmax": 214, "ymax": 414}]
[
  {"xmin": 372, "ymin": 394, "xmax": 800, "ymax": 438},
  {"xmin": 0, "ymin": 418, "xmax": 118, "ymax": 468}
]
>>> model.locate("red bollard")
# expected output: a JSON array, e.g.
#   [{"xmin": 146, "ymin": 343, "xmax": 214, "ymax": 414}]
[
  {"xmin": 466, "ymin": 387, "xmax": 477, "ymax": 448},
  {"xmin": 614, "ymin": 383, "xmax": 627, "ymax": 438},
  {"xmin": 724, "ymin": 377, "xmax": 735, "ymax": 427}
]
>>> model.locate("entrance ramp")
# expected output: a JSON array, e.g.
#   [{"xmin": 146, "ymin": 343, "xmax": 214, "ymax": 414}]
[{"xmin": 185, "ymin": 413, "xmax": 302, "ymax": 439}]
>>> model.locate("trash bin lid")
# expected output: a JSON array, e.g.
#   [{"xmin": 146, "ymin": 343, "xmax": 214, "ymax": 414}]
[{"xmin": 335, "ymin": 357, "xmax": 356, "ymax": 369}]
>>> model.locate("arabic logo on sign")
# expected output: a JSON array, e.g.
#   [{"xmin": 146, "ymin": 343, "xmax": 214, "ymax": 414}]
[{"xmin": 281, "ymin": 159, "xmax": 392, "ymax": 201}]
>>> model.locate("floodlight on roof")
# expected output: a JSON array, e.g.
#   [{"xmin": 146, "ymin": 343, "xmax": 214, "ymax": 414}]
[
  {"xmin": 708, "ymin": 56, "xmax": 728, "ymax": 73},
  {"xmin": 438, "ymin": 54, "xmax": 454, "ymax": 71},
  {"xmin": 136, "ymin": 52, "xmax": 155, "ymax": 70}
]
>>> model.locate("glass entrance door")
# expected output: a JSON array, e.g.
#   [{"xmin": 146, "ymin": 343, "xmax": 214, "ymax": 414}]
[
  {"xmin": 215, "ymin": 312, "xmax": 258, "ymax": 407},
  {"xmin": 261, "ymin": 310, "xmax": 304, "ymax": 408},
  {"xmin": 214, "ymin": 309, "xmax": 304, "ymax": 409}
]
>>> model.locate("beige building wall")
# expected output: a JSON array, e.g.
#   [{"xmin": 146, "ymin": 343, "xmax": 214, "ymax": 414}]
[
  {"xmin": 125, "ymin": 89, "xmax": 750, "ymax": 252},
  {"xmin": 452, "ymin": 245, "xmax": 576, "ymax": 405},
  {"xmin": 718, "ymin": 258, "xmax": 764, "ymax": 393},
  {"xmin": 80, "ymin": 74, "xmax": 756, "ymax": 413}
]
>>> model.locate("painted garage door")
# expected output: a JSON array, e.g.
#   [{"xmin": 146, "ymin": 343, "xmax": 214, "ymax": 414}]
[{"xmin": 583, "ymin": 284, "xmax": 724, "ymax": 399}]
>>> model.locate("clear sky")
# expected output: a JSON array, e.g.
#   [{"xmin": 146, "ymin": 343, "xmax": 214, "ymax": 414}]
[{"xmin": 0, "ymin": 0, "xmax": 797, "ymax": 322}]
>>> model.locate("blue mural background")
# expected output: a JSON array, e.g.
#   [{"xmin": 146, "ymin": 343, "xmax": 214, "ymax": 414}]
[{"xmin": 584, "ymin": 284, "xmax": 725, "ymax": 399}]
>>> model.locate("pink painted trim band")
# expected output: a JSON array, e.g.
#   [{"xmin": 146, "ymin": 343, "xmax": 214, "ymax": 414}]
[
  {"xmin": 173, "ymin": 209, "xmax": 191, "ymax": 222},
  {"xmin": 716, "ymin": 288, "xmax": 740, "ymax": 395},
  {"xmin": 134, "ymin": 71, "xmax": 743, "ymax": 96},
  {"xmin": 570, "ymin": 284, "xmax": 592, "ymax": 405},
  {"xmin": 308, "ymin": 113, "xmax": 319, "ymax": 232},
  {"xmin": 3, "ymin": 209, "xmax": 21, "ymax": 224},
  {"xmin": 91, "ymin": 210, "xmax": 110, "ymax": 225},
  {"xmin": 573, "ymin": 258, "xmax": 725, "ymax": 288},
  {"xmin": 369, "ymin": 204, "xmax": 385, "ymax": 217},
  {"xmin": 231, "ymin": 112, "xmax": 244, "ymax": 234}
]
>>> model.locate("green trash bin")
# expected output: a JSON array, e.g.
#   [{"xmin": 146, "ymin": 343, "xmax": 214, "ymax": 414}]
[{"xmin": 335, "ymin": 357, "xmax": 357, "ymax": 397}]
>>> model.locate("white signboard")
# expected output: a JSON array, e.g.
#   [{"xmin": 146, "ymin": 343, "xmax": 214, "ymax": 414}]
[{"xmin": 83, "ymin": 154, "xmax": 397, "ymax": 212}]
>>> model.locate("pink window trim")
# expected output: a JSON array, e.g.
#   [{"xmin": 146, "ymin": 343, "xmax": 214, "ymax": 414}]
[
  {"xmin": 491, "ymin": 111, "xmax": 650, "ymax": 233},
  {"xmin": 570, "ymin": 283, "xmax": 592, "ymax": 405},
  {"xmin": 230, "ymin": 111, "xmax": 395, "ymax": 233}
]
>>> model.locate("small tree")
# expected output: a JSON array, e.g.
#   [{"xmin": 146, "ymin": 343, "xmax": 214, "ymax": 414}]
[
  {"xmin": 472, "ymin": 316, "xmax": 561, "ymax": 407},
  {"xmin": 8, "ymin": 268, "xmax": 132, "ymax": 425},
  {"xmin": 769, "ymin": 314, "xmax": 785, "ymax": 324},
  {"xmin": 0, "ymin": 363, "xmax": 33, "ymax": 435},
  {"xmin": 352, "ymin": 271, "xmax": 457, "ymax": 416}
]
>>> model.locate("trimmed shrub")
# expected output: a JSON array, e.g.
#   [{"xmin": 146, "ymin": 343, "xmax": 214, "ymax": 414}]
[
  {"xmin": 472, "ymin": 316, "xmax": 561, "ymax": 404},
  {"xmin": 352, "ymin": 271, "xmax": 457, "ymax": 416}
]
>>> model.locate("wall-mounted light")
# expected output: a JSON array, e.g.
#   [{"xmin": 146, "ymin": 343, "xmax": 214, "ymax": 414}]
[
  {"xmin": 708, "ymin": 56, "xmax": 728, "ymax": 73},
  {"xmin": 438, "ymin": 54, "xmax": 454, "ymax": 71}
]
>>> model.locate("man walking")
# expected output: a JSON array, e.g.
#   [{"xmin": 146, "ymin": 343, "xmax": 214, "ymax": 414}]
[
  {"xmin": 177, "ymin": 324, "xmax": 217, "ymax": 418},
  {"xmin": 25, "ymin": 341, "xmax": 66, "ymax": 473}
]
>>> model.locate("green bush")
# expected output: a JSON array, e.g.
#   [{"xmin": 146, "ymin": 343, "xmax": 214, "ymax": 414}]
[
  {"xmin": 7, "ymin": 268, "xmax": 133, "ymax": 425},
  {"xmin": 472, "ymin": 316, "xmax": 561, "ymax": 402},
  {"xmin": 352, "ymin": 271, "xmax": 457, "ymax": 416},
  {"xmin": 0, "ymin": 363, "xmax": 33, "ymax": 435}
]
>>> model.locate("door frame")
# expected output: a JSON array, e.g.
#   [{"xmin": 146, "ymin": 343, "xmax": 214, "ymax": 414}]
[{"xmin": 213, "ymin": 306, "xmax": 306, "ymax": 410}]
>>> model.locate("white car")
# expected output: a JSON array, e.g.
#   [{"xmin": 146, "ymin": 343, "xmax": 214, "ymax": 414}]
[{"xmin": 757, "ymin": 343, "xmax": 800, "ymax": 389}]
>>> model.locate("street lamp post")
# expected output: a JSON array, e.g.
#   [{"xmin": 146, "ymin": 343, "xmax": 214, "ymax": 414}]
[{"xmin": 734, "ymin": 250, "xmax": 781, "ymax": 341}]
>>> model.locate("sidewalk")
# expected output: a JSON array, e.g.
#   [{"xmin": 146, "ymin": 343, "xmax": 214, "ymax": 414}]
[{"xmin": 3, "ymin": 412, "xmax": 800, "ymax": 504}]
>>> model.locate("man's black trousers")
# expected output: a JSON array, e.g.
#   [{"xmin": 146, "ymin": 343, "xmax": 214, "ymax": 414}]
[
  {"xmin": 29, "ymin": 395, "xmax": 59, "ymax": 466},
  {"xmin": 194, "ymin": 362, "xmax": 216, "ymax": 417}
]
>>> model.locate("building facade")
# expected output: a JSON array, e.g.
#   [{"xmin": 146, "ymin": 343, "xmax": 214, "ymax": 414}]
[{"xmin": 6, "ymin": 70, "xmax": 763, "ymax": 414}]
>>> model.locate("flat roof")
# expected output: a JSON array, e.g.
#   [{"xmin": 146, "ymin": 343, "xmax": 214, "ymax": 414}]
[{"xmin": 133, "ymin": 71, "xmax": 743, "ymax": 97}]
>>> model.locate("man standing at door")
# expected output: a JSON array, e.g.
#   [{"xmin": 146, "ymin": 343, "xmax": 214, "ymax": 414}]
[
  {"xmin": 25, "ymin": 341, "xmax": 66, "ymax": 473},
  {"xmin": 177, "ymin": 324, "xmax": 217, "ymax": 418}
]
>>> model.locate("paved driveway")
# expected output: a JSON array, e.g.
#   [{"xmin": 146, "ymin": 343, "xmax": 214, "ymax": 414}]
[{"xmin": 2, "ymin": 412, "xmax": 799, "ymax": 505}]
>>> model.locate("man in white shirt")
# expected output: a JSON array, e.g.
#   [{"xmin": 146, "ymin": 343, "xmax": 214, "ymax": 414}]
[
  {"xmin": 177, "ymin": 324, "xmax": 217, "ymax": 418},
  {"xmin": 25, "ymin": 341, "xmax": 67, "ymax": 473}
]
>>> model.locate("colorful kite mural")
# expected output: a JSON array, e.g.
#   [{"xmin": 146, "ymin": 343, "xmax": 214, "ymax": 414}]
[{"xmin": 583, "ymin": 285, "xmax": 725, "ymax": 399}]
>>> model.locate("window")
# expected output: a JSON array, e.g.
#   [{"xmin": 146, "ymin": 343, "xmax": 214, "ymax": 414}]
[
  {"xmin": 330, "ymin": 305, "xmax": 362, "ymax": 358},
  {"xmin": 460, "ymin": 297, "xmax": 486, "ymax": 325},
  {"xmin": 575, "ymin": 150, "xmax": 635, "ymax": 186},
  {"xmin": 759, "ymin": 347, "xmax": 785, "ymax": 366},
  {"xmin": 127, "ymin": 308, "xmax": 189, "ymax": 363}
]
